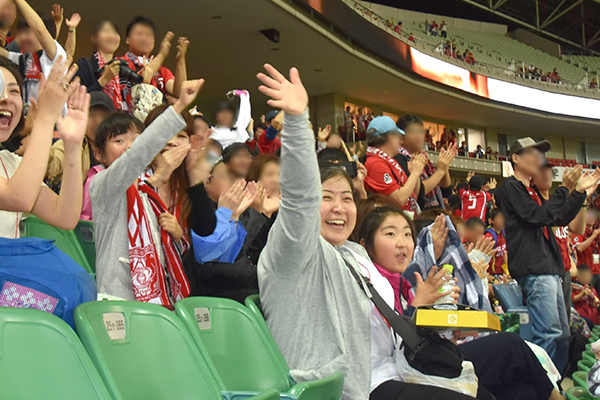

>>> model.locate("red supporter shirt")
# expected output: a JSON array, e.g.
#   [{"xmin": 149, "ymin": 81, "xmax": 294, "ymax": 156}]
[
  {"xmin": 574, "ymin": 227, "xmax": 600, "ymax": 273},
  {"xmin": 258, "ymin": 133, "xmax": 281, "ymax": 155},
  {"xmin": 484, "ymin": 230, "xmax": 506, "ymax": 275},
  {"xmin": 552, "ymin": 226, "xmax": 571, "ymax": 272},
  {"xmin": 459, "ymin": 189, "xmax": 490, "ymax": 220},
  {"xmin": 526, "ymin": 186, "xmax": 549, "ymax": 240},
  {"xmin": 154, "ymin": 66, "xmax": 174, "ymax": 95},
  {"xmin": 365, "ymin": 156, "xmax": 402, "ymax": 196},
  {"xmin": 572, "ymin": 284, "xmax": 600, "ymax": 324}
]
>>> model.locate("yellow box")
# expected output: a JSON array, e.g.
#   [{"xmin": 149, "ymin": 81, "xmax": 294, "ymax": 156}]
[{"xmin": 414, "ymin": 308, "xmax": 501, "ymax": 333}]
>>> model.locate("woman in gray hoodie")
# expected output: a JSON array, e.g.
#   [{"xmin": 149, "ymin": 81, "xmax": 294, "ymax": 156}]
[{"xmin": 256, "ymin": 64, "xmax": 480, "ymax": 400}]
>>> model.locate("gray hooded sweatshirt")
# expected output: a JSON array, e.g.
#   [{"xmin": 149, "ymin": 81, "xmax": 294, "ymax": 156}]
[{"xmin": 258, "ymin": 109, "xmax": 373, "ymax": 400}]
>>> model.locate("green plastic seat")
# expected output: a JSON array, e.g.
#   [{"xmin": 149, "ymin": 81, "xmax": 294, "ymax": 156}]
[
  {"xmin": 176, "ymin": 297, "xmax": 344, "ymax": 400},
  {"xmin": 74, "ymin": 220, "xmax": 96, "ymax": 274},
  {"xmin": 580, "ymin": 358, "xmax": 596, "ymax": 373},
  {"xmin": 21, "ymin": 215, "xmax": 94, "ymax": 278},
  {"xmin": 0, "ymin": 306, "xmax": 113, "ymax": 400},
  {"xmin": 566, "ymin": 387, "xmax": 599, "ymax": 400},
  {"xmin": 584, "ymin": 351, "xmax": 597, "ymax": 364},
  {"xmin": 242, "ymin": 295, "xmax": 345, "ymax": 400},
  {"xmin": 573, "ymin": 371, "xmax": 590, "ymax": 389},
  {"xmin": 74, "ymin": 300, "xmax": 278, "ymax": 400}
]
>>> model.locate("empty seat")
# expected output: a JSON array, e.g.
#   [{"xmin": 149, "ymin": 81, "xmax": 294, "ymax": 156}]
[
  {"xmin": 74, "ymin": 300, "xmax": 278, "ymax": 400},
  {"xmin": 176, "ymin": 296, "xmax": 344, "ymax": 400},
  {"xmin": 0, "ymin": 306, "xmax": 112, "ymax": 400}
]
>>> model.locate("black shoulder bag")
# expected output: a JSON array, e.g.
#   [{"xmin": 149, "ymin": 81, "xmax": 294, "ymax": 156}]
[{"xmin": 344, "ymin": 258, "xmax": 464, "ymax": 378}]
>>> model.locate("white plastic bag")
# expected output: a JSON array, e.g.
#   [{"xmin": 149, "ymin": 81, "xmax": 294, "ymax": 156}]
[{"xmin": 395, "ymin": 349, "xmax": 479, "ymax": 397}]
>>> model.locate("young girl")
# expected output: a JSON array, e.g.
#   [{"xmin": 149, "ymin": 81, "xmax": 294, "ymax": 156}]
[
  {"xmin": 0, "ymin": 55, "xmax": 88, "ymax": 238},
  {"xmin": 256, "ymin": 63, "xmax": 562, "ymax": 400},
  {"xmin": 90, "ymin": 79, "xmax": 203, "ymax": 308}
]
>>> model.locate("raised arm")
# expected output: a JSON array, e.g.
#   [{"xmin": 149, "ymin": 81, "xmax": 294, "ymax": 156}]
[
  {"xmin": 234, "ymin": 90, "xmax": 251, "ymax": 133},
  {"xmin": 90, "ymin": 80, "xmax": 204, "ymax": 213},
  {"xmin": 0, "ymin": 57, "xmax": 77, "ymax": 212},
  {"xmin": 32, "ymin": 80, "xmax": 90, "ymax": 229},
  {"xmin": 63, "ymin": 13, "xmax": 81, "ymax": 59},
  {"xmin": 257, "ymin": 64, "xmax": 319, "ymax": 275},
  {"xmin": 172, "ymin": 37, "xmax": 188, "ymax": 98},
  {"xmin": 16, "ymin": 0, "xmax": 58, "ymax": 60}
]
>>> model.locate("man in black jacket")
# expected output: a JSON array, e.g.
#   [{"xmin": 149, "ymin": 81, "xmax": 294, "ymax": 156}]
[{"xmin": 496, "ymin": 137, "xmax": 600, "ymax": 374}]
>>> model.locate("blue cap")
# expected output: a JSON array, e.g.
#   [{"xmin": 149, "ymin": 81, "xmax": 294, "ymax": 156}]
[
  {"xmin": 265, "ymin": 110, "xmax": 280, "ymax": 123},
  {"xmin": 367, "ymin": 116, "xmax": 405, "ymax": 137}
]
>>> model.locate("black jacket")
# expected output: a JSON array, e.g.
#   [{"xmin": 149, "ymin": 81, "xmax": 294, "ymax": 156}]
[
  {"xmin": 496, "ymin": 176, "xmax": 585, "ymax": 278},
  {"xmin": 394, "ymin": 153, "xmax": 452, "ymax": 210},
  {"xmin": 75, "ymin": 56, "xmax": 104, "ymax": 93}
]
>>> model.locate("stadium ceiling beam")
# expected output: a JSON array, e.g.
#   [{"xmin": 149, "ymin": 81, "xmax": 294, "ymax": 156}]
[
  {"xmin": 587, "ymin": 27, "xmax": 600, "ymax": 47},
  {"xmin": 492, "ymin": 0, "xmax": 511, "ymax": 10},
  {"xmin": 540, "ymin": 0, "xmax": 586, "ymax": 30},
  {"xmin": 455, "ymin": 0, "xmax": 599, "ymax": 55}
]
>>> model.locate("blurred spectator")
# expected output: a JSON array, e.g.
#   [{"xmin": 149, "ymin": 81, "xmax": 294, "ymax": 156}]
[
  {"xmin": 248, "ymin": 122, "xmax": 266, "ymax": 155},
  {"xmin": 460, "ymin": 175, "xmax": 492, "ymax": 220},
  {"xmin": 474, "ymin": 145, "xmax": 485, "ymax": 158},
  {"xmin": 222, "ymin": 143, "xmax": 253, "ymax": 180},
  {"xmin": 440, "ymin": 20, "xmax": 447, "ymax": 38},
  {"xmin": 590, "ymin": 76, "xmax": 598, "ymax": 89},
  {"xmin": 430, "ymin": 20, "xmax": 438, "ymax": 37},
  {"xmin": 572, "ymin": 264, "xmax": 600, "ymax": 325},
  {"xmin": 458, "ymin": 141, "xmax": 469, "ymax": 156},
  {"xmin": 0, "ymin": 0, "xmax": 18, "ymax": 50},
  {"xmin": 484, "ymin": 209, "xmax": 507, "ymax": 276},
  {"xmin": 355, "ymin": 107, "xmax": 366, "ymax": 140},
  {"xmin": 258, "ymin": 110, "xmax": 282, "ymax": 154},
  {"xmin": 210, "ymin": 89, "xmax": 251, "ymax": 148},
  {"xmin": 75, "ymin": 19, "xmax": 121, "ymax": 106}
]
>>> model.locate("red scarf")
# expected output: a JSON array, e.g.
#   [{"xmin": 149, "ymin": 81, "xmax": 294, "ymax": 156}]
[
  {"xmin": 95, "ymin": 52, "xmax": 123, "ymax": 110},
  {"xmin": 367, "ymin": 146, "xmax": 420, "ymax": 213},
  {"xmin": 126, "ymin": 180, "xmax": 190, "ymax": 309}
]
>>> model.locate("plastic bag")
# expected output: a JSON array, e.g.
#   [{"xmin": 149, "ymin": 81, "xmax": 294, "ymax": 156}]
[{"xmin": 396, "ymin": 349, "xmax": 478, "ymax": 397}]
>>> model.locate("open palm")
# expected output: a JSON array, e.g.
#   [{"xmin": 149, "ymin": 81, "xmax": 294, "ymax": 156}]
[
  {"xmin": 57, "ymin": 85, "xmax": 90, "ymax": 145},
  {"xmin": 257, "ymin": 64, "xmax": 308, "ymax": 116}
]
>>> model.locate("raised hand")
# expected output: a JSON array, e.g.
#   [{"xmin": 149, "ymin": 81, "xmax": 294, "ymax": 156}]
[
  {"xmin": 431, "ymin": 214, "xmax": 449, "ymax": 261},
  {"xmin": 159, "ymin": 212, "xmax": 183, "ymax": 242},
  {"xmin": 437, "ymin": 144, "xmax": 456, "ymax": 171},
  {"xmin": 250, "ymin": 183, "xmax": 267, "ymax": 214},
  {"xmin": 487, "ymin": 178, "xmax": 497, "ymax": 190},
  {"xmin": 562, "ymin": 165, "xmax": 583, "ymax": 192},
  {"xmin": 467, "ymin": 171, "xmax": 475, "ymax": 181},
  {"xmin": 318, "ymin": 124, "xmax": 332, "ymax": 142},
  {"xmin": 257, "ymin": 64, "xmax": 308, "ymax": 116},
  {"xmin": 37, "ymin": 56, "xmax": 80, "ymax": 123},
  {"xmin": 57, "ymin": 82, "xmax": 90, "ymax": 145},
  {"xmin": 51, "ymin": 4, "xmax": 64, "ymax": 26},
  {"xmin": 218, "ymin": 179, "xmax": 247, "ymax": 214},
  {"xmin": 577, "ymin": 168, "xmax": 600, "ymax": 193},
  {"xmin": 471, "ymin": 236, "xmax": 496, "ymax": 258},
  {"xmin": 408, "ymin": 152, "xmax": 427, "ymax": 175},
  {"xmin": 176, "ymin": 37, "xmax": 189, "ymax": 60},
  {"xmin": 470, "ymin": 258, "xmax": 489, "ymax": 280},
  {"xmin": 148, "ymin": 144, "xmax": 190, "ymax": 188},
  {"xmin": 270, "ymin": 111, "xmax": 284, "ymax": 131},
  {"xmin": 158, "ymin": 31, "xmax": 174, "ymax": 58},
  {"xmin": 263, "ymin": 192, "xmax": 281, "ymax": 217},
  {"xmin": 173, "ymin": 79, "xmax": 205, "ymax": 113},
  {"xmin": 65, "ymin": 13, "xmax": 81, "ymax": 29}
]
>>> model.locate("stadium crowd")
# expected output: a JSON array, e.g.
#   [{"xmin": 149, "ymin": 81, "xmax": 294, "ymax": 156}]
[{"xmin": 2, "ymin": 0, "xmax": 600, "ymax": 399}]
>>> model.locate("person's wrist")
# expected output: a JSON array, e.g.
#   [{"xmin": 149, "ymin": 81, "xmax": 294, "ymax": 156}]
[
  {"xmin": 172, "ymin": 100, "xmax": 186, "ymax": 114},
  {"xmin": 62, "ymin": 135, "xmax": 84, "ymax": 147}
]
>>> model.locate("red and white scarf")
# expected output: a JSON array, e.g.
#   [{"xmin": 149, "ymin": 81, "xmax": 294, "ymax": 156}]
[
  {"xmin": 367, "ymin": 146, "xmax": 420, "ymax": 213},
  {"xmin": 95, "ymin": 51, "xmax": 123, "ymax": 110},
  {"xmin": 126, "ymin": 179, "xmax": 190, "ymax": 309}
]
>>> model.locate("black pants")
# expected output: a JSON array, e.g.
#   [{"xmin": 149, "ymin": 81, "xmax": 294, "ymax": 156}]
[
  {"xmin": 459, "ymin": 332, "xmax": 555, "ymax": 400},
  {"xmin": 370, "ymin": 380, "xmax": 492, "ymax": 400}
]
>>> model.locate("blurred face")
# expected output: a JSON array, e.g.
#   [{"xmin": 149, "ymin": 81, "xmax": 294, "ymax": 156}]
[
  {"xmin": 227, "ymin": 149, "xmax": 253, "ymax": 179},
  {"xmin": 254, "ymin": 127, "xmax": 265, "ymax": 140},
  {"xmin": 95, "ymin": 129, "xmax": 141, "ymax": 168},
  {"xmin": 215, "ymin": 109, "xmax": 234, "ymax": 128},
  {"xmin": 533, "ymin": 167, "xmax": 553, "ymax": 192},
  {"xmin": 0, "ymin": 2, "xmax": 16, "ymax": 29},
  {"xmin": 403, "ymin": 122, "xmax": 426, "ymax": 153},
  {"xmin": 579, "ymin": 270, "xmax": 593, "ymax": 286},
  {"xmin": 260, "ymin": 161, "xmax": 280, "ymax": 196},
  {"xmin": 326, "ymin": 133, "xmax": 342, "ymax": 149},
  {"xmin": 86, "ymin": 107, "xmax": 111, "ymax": 142},
  {"xmin": 194, "ymin": 118, "xmax": 211, "ymax": 142},
  {"xmin": 586, "ymin": 210, "xmax": 598, "ymax": 227},
  {"xmin": 126, "ymin": 24, "xmax": 155, "ymax": 56},
  {"xmin": 384, "ymin": 132, "xmax": 401, "ymax": 154},
  {"xmin": 0, "ymin": 67, "xmax": 23, "ymax": 142},
  {"xmin": 15, "ymin": 27, "xmax": 41, "ymax": 54},
  {"xmin": 93, "ymin": 22, "xmax": 121, "ymax": 54},
  {"xmin": 490, "ymin": 214, "xmax": 505, "ymax": 231},
  {"xmin": 512, "ymin": 148, "xmax": 543, "ymax": 177},
  {"xmin": 161, "ymin": 130, "xmax": 189, "ymax": 153},
  {"xmin": 205, "ymin": 162, "xmax": 233, "ymax": 202},
  {"xmin": 465, "ymin": 224, "xmax": 485, "ymax": 244},
  {"xmin": 320, "ymin": 176, "xmax": 357, "ymax": 246},
  {"xmin": 367, "ymin": 214, "xmax": 415, "ymax": 273}
]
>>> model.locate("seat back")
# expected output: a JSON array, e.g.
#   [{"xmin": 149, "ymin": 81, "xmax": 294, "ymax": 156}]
[
  {"xmin": 0, "ymin": 306, "xmax": 112, "ymax": 400},
  {"xmin": 176, "ymin": 296, "xmax": 291, "ymax": 393},
  {"xmin": 245, "ymin": 294, "xmax": 289, "ymax": 373},
  {"xmin": 21, "ymin": 216, "xmax": 94, "ymax": 277},
  {"xmin": 493, "ymin": 283, "xmax": 525, "ymax": 311},
  {"xmin": 74, "ymin": 220, "xmax": 96, "ymax": 275},
  {"xmin": 74, "ymin": 301, "xmax": 224, "ymax": 400}
]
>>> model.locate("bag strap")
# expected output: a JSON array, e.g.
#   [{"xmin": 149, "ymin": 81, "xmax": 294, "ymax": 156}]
[{"xmin": 342, "ymin": 257, "xmax": 425, "ymax": 351}]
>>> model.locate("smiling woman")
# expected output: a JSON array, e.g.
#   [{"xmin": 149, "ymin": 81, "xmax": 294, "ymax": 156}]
[{"xmin": 0, "ymin": 55, "xmax": 90, "ymax": 238}]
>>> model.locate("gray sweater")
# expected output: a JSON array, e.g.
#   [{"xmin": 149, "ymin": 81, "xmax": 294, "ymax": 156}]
[
  {"xmin": 90, "ymin": 106, "xmax": 186, "ymax": 300},
  {"xmin": 257, "ymin": 110, "xmax": 373, "ymax": 400}
]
